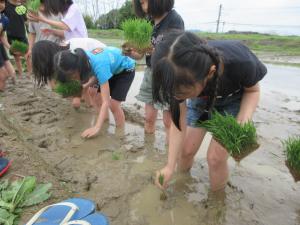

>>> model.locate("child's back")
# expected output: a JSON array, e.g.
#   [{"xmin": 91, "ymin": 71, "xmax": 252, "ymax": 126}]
[{"xmin": 4, "ymin": 0, "xmax": 27, "ymax": 42}]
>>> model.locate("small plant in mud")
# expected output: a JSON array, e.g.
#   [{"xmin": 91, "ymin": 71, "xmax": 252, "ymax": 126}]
[
  {"xmin": 158, "ymin": 173, "xmax": 167, "ymax": 201},
  {"xmin": 112, "ymin": 152, "xmax": 121, "ymax": 161},
  {"xmin": 55, "ymin": 80, "xmax": 82, "ymax": 98},
  {"xmin": 10, "ymin": 40, "xmax": 28, "ymax": 55},
  {"xmin": 27, "ymin": 0, "xmax": 41, "ymax": 12},
  {"xmin": 284, "ymin": 136, "xmax": 300, "ymax": 182},
  {"xmin": 121, "ymin": 19, "xmax": 153, "ymax": 54},
  {"xmin": 0, "ymin": 176, "xmax": 52, "ymax": 225},
  {"xmin": 199, "ymin": 112, "xmax": 259, "ymax": 161}
]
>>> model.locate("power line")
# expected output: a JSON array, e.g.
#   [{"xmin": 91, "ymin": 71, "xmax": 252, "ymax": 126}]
[{"xmin": 225, "ymin": 22, "xmax": 300, "ymax": 28}]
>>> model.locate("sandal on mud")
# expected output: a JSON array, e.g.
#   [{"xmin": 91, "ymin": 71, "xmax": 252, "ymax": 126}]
[
  {"xmin": 0, "ymin": 157, "xmax": 12, "ymax": 177},
  {"xmin": 25, "ymin": 198, "xmax": 96, "ymax": 225},
  {"xmin": 63, "ymin": 213, "xmax": 109, "ymax": 225}
]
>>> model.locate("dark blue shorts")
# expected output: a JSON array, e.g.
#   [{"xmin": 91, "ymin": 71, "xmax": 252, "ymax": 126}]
[{"xmin": 186, "ymin": 93, "xmax": 242, "ymax": 127}]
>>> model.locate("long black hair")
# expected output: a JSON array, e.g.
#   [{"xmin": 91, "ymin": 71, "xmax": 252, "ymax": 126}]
[
  {"xmin": 32, "ymin": 40, "xmax": 69, "ymax": 86},
  {"xmin": 43, "ymin": 0, "xmax": 73, "ymax": 15},
  {"xmin": 53, "ymin": 48, "xmax": 91, "ymax": 83},
  {"xmin": 152, "ymin": 31, "xmax": 223, "ymax": 130},
  {"xmin": 133, "ymin": 0, "xmax": 174, "ymax": 18}
]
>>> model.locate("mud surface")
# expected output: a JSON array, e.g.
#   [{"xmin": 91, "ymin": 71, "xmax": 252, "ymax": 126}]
[{"xmin": 0, "ymin": 64, "xmax": 300, "ymax": 225}]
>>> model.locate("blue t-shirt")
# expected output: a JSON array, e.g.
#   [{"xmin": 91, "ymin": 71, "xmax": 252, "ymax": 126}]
[{"xmin": 86, "ymin": 47, "xmax": 135, "ymax": 85}]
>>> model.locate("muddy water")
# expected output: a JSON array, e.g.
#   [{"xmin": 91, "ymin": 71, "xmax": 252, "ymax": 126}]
[{"xmin": 0, "ymin": 64, "xmax": 300, "ymax": 225}]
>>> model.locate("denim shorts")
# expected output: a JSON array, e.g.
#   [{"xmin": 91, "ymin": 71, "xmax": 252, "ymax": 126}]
[{"xmin": 186, "ymin": 93, "xmax": 242, "ymax": 127}]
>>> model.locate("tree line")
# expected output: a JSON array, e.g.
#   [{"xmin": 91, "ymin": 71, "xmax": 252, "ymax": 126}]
[{"xmin": 80, "ymin": 0, "xmax": 136, "ymax": 29}]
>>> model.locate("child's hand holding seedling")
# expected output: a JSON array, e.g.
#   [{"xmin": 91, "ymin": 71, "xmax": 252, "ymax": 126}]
[{"xmin": 155, "ymin": 166, "xmax": 173, "ymax": 188}]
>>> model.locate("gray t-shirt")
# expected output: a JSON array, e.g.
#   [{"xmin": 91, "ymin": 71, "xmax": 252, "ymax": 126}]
[{"xmin": 28, "ymin": 14, "xmax": 63, "ymax": 43}]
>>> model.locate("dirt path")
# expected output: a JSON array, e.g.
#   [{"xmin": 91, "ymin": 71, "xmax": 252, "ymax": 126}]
[{"xmin": 0, "ymin": 65, "xmax": 300, "ymax": 225}]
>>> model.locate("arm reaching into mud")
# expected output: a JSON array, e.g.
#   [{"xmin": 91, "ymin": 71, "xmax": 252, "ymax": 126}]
[
  {"xmin": 237, "ymin": 83, "xmax": 260, "ymax": 124},
  {"xmin": 81, "ymin": 82, "xmax": 110, "ymax": 138},
  {"xmin": 155, "ymin": 102, "xmax": 187, "ymax": 189}
]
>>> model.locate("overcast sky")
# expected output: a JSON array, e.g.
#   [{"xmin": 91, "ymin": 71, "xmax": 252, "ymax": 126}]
[
  {"xmin": 174, "ymin": 0, "xmax": 300, "ymax": 35},
  {"xmin": 76, "ymin": 0, "xmax": 300, "ymax": 35}
]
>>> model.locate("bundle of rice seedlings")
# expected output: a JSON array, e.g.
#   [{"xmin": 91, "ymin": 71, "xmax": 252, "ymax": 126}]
[
  {"xmin": 27, "ymin": 0, "xmax": 41, "ymax": 12},
  {"xmin": 284, "ymin": 136, "xmax": 300, "ymax": 182},
  {"xmin": 121, "ymin": 19, "xmax": 153, "ymax": 54},
  {"xmin": 55, "ymin": 80, "xmax": 82, "ymax": 98},
  {"xmin": 199, "ymin": 112, "xmax": 259, "ymax": 161},
  {"xmin": 10, "ymin": 40, "xmax": 28, "ymax": 55}
]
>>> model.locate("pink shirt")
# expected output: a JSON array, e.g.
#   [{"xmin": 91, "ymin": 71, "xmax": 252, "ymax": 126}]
[{"xmin": 62, "ymin": 3, "xmax": 88, "ymax": 40}]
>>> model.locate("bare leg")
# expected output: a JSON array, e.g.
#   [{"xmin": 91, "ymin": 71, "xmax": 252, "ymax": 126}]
[
  {"xmin": 4, "ymin": 60, "xmax": 16, "ymax": 84},
  {"xmin": 26, "ymin": 54, "xmax": 32, "ymax": 78},
  {"xmin": 14, "ymin": 55, "xmax": 22, "ymax": 78},
  {"xmin": 207, "ymin": 138, "xmax": 229, "ymax": 191},
  {"xmin": 0, "ymin": 67, "xmax": 8, "ymax": 91},
  {"xmin": 110, "ymin": 98, "xmax": 125, "ymax": 127},
  {"xmin": 179, "ymin": 127, "xmax": 206, "ymax": 171},
  {"xmin": 162, "ymin": 110, "xmax": 172, "ymax": 143},
  {"xmin": 144, "ymin": 103, "xmax": 158, "ymax": 133}
]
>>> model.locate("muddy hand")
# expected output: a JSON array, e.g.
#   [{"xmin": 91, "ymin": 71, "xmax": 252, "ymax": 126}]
[
  {"xmin": 81, "ymin": 126, "xmax": 100, "ymax": 139},
  {"xmin": 155, "ymin": 166, "xmax": 174, "ymax": 190}
]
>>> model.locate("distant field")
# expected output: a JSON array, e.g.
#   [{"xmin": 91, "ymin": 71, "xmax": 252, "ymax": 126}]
[{"xmin": 89, "ymin": 29, "xmax": 300, "ymax": 56}]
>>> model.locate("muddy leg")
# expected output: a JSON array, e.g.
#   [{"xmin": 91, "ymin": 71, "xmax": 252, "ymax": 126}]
[
  {"xmin": 145, "ymin": 104, "xmax": 158, "ymax": 134},
  {"xmin": 207, "ymin": 139, "xmax": 229, "ymax": 191},
  {"xmin": 110, "ymin": 99, "xmax": 124, "ymax": 127}
]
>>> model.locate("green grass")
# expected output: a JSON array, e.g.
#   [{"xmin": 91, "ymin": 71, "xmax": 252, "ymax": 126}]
[
  {"xmin": 197, "ymin": 32, "xmax": 300, "ymax": 56},
  {"xmin": 10, "ymin": 40, "xmax": 28, "ymax": 54},
  {"xmin": 284, "ymin": 136, "xmax": 300, "ymax": 172},
  {"xmin": 54, "ymin": 81, "xmax": 82, "ymax": 98},
  {"xmin": 88, "ymin": 29, "xmax": 300, "ymax": 57},
  {"xmin": 199, "ymin": 112, "xmax": 257, "ymax": 157},
  {"xmin": 121, "ymin": 19, "xmax": 153, "ymax": 51},
  {"xmin": 27, "ymin": 0, "xmax": 40, "ymax": 12}
]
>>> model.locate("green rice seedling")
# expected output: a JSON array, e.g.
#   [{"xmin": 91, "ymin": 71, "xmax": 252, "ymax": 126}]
[
  {"xmin": 10, "ymin": 40, "xmax": 28, "ymax": 55},
  {"xmin": 284, "ymin": 136, "xmax": 300, "ymax": 182},
  {"xmin": 54, "ymin": 80, "xmax": 82, "ymax": 98},
  {"xmin": 199, "ymin": 112, "xmax": 259, "ymax": 161},
  {"xmin": 121, "ymin": 19, "xmax": 153, "ymax": 54},
  {"xmin": 158, "ymin": 173, "xmax": 167, "ymax": 201},
  {"xmin": 112, "ymin": 152, "xmax": 121, "ymax": 161},
  {"xmin": 27, "ymin": 0, "xmax": 41, "ymax": 12}
]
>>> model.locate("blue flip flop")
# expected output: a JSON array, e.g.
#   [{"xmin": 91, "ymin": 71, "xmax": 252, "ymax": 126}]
[
  {"xmin": 25, "ymin": 198, "xmax": 96, "ymax": 225},
  {"xmin": 64, "ymin": 213, "xmax": 109, "ymax": 225},
  {"xmin": 0, "ymin": 157, "xmax": 12, "ymax": 177}
]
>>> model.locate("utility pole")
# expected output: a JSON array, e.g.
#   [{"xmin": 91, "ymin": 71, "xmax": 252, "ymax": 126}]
[{"xmin": 216, "ymin": 4, "xmax": 222, "ymax": 33}]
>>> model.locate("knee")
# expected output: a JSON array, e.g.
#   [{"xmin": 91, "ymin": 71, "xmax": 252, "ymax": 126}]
[
  {"xmin": 110, "ymin": 100, "xmax": 121, "ymax": 113},
  {"xmin": 145, "ymin": 113, "xmax": 156, "ymax": 125},
  {"xmin": 181, "ymin": 146, "xmax": 196, "ymax": 160},
  {"xmin": 207, "ymin": 146, "xmax": 228, "ymax": 170},
  {"xmin": 181, "ymin": 139, "xmax": 201, "ymax": 160}
]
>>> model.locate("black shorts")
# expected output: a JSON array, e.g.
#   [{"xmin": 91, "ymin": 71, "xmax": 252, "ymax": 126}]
[
  {"xmin": 109, "ymin": 70, "xmax": 135, "ymax": 101},
  {"xmin": 96, "ymin": 70, "xmax": 135, "ymax": 102},
  {"xmin": 7, "ymin": 36, "xmax": 28, "ymax": 45},
  {"xmin": 0, "ymin": 43, "xmax": 9, "ymax": 67}
]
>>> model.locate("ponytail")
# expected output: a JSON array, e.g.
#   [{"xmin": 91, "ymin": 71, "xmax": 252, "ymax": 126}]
[{"xmin": 193, "ymin": 45, "xmax": 222, "ymax": 120}]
